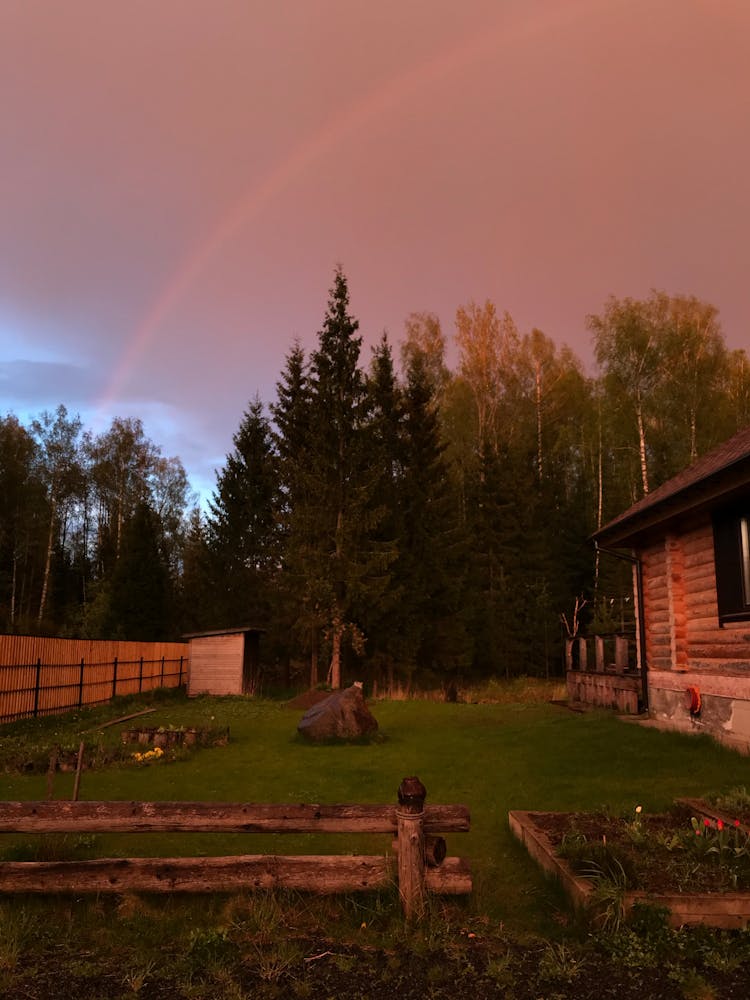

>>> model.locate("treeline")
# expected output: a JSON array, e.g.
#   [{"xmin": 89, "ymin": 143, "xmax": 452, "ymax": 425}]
[
  {"xmin": 0, "ymin": 411, "xmax": 189, "ymax": 641},
  {"xmin": 3, "ymin": 271, "xmax": 749, "ymax": 691}
]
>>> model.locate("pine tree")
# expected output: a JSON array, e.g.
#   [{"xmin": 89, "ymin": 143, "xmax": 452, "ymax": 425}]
[
  {"xmin": 290, "ymin": 268, "xmax": 385, "ymax": 688},
  {"xmin": 397, "ymin": 352, "xmax": 468, "ymax": 686},
  {"xmin": 208, "ymin": 397, "xmax": 279, "ymax": 627}
]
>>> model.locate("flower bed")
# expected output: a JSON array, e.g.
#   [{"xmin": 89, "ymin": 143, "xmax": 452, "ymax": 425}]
[
  {"xmin": 509, "ymin": 803, "xmax": 750, "ymax": 929},
  {"xmin": 120, "ymin": 725, "xmax": 229, "ymax": 748}
]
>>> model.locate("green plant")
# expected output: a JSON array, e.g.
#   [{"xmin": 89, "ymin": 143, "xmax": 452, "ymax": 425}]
[
  {"xmin": 537, "ymin": 941, "xmax": 585, "ymax": 983},
  {"xmin": 122, "ymin": 959, "xmax": 157, "ymax": 994},
  {"xmin": 585, "ymin": 858, "xmax": 629, "ymax": 933},
  {"xmin": 710, "ymin": 785, "xmax": 750, "ymax": 819}
]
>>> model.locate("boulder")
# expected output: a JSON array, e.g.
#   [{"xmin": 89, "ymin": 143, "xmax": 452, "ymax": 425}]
[{"xmin": 297, "ymin": 682, "xmax": 378, "ymax": 742}]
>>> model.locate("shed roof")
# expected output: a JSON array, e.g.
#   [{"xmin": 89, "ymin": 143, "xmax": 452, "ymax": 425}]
[
  {"xmin": 594, "ymin": 424, "xmax": 750, "ymax": 547},
  {"xmin": 183, "ymin": 626, "xmax": 266, "ymax": 640}
]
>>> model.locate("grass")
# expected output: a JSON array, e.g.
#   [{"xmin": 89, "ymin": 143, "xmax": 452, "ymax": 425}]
[{"xmin": 3, "ymin": 685, "xmax": 750, "ymax": 996}]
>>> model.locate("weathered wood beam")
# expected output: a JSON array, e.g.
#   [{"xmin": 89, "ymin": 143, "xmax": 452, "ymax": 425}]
[
  {"xmin": 0, "ymin": 854, "xmax": 472, "ymax": 896},
  {"xmin": 0, "ymin": 801, "xmax": 470, "ymax": 835}
]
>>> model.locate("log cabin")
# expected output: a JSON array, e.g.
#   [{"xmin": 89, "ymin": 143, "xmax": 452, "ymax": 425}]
[{"xmin": 593, "ymin": 425, "xmax": 750, "ymax": 751}]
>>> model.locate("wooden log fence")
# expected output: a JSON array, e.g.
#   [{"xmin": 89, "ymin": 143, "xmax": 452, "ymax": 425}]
[{"xmin": 0, "ymin": 777, "xmax": 471, "ymax": 919}]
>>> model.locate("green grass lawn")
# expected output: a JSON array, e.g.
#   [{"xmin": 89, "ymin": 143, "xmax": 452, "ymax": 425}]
[{"xmin": 3, "ymin": 690, "xmax": 750, "ymax": 936}]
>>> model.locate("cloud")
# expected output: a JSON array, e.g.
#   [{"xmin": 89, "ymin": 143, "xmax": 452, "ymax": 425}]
[{"xmin": 0, "ymin": 358, "xmax": 101, "ymax": 412}]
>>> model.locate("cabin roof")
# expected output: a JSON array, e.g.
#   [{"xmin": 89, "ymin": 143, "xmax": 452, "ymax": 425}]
[{"xmin": 594, "ymin": 424, "xmax": 750, "ymax": 547}]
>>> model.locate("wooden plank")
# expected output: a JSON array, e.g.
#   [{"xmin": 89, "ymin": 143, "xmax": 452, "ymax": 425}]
[
  {"xmin": 0, "ymin": 854, "xmax": 394, "ymax": 894},
  {"xmin": 0, "ymin": 800, "xmax": 471, "ymax": 835},
  {"xmin": 0, "ymin": 853, "xmax": 472, "ymax": 896}
]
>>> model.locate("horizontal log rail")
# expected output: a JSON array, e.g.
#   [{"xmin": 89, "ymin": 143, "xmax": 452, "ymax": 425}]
[
  {"xmin": 0, "ymin": 778, "xmax": 471, "ymax": 919},
  {"xmin": 0, "ymin": 800, "xmax": 470, "ymax": 835}
]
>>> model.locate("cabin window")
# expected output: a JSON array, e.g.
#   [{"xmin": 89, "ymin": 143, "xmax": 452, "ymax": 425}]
[{"xmin": 713, "ymin": 506, "xmax": 750, "ymax": 624}]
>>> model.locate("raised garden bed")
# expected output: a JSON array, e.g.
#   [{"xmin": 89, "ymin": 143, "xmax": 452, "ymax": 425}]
[
  {"xmin": 509, "ymin": 802, "xmax": 750, "ymax": 929},
  {"xmin": 120, "ymin": 725, "xmax": 229, "ymax": 748}
]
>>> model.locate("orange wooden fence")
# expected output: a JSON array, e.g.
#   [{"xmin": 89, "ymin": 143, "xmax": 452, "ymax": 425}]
[{"xmin": 0, "ymin": 635, "xmax": 189, "ymax": 723}]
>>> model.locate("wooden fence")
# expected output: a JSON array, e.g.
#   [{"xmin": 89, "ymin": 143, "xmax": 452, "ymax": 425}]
[
  {"xmin": 0, "ymin": 635, "xmax": 190, "ymax": 723},
  {"xmin": 0, "ymin": 777, "xmax": 471, "ymax": 919}
]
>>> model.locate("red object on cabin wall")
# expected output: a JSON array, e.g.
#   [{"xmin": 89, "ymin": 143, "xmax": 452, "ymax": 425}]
[{"xmin": 685, "ymin": 686, "xmax": 702, "ymax": 716}]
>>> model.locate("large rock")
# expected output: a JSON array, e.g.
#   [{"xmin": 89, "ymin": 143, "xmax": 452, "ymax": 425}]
[{"xmin": 297, "ymin": 683, "xmax": 378, "ymax": 742}]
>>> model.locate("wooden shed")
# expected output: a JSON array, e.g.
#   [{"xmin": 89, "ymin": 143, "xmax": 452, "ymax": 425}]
[
  {"xmin": 593, "ymin": 425, "xmax": 750, "ymax": 751},
  {"xmin": 185, "ymin": 627, "xmax": 265, "ymax": 697}
]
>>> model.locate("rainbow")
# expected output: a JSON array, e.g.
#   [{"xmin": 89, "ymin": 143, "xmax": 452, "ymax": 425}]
[{"xmin": 96, "ymin": 0, "xmax": 601, "ymax": 414}]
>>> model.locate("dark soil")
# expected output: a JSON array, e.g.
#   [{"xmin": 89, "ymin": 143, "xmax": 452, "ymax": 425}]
[
  {"xmin": 4, "ymin": 932, "xmax": 750, "ymax": 999},
  {"xmin": 532, "ymin": 805, "xmax": 750, "ymax": 894}
]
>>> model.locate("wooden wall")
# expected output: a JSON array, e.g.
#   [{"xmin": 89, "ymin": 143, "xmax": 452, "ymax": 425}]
[
  {"xmin": 0, "ymin": 635, "xmax": 189, "ymax": 723},
  {"xmin": 187, "ymin": 633, "xmax": 244, "ymax": 696},
  {"xmin": 639, "ymin": 513, "xmax": 750, "ymax": 750},
  {"xmin": 641, "ymin": 515, "xmax": 750, "ymax": 674}
]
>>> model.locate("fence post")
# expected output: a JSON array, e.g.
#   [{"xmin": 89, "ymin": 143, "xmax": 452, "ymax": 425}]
[
  {"xmin": 78, "ymin": 658, "xmax": 85, "ymax": 708},
  {"xmin": 396, "ymin": 776, "xmax": 426, "ymax": 920},
  {"xmin": 138, "ymin": 657, "xmax": 144, "ymax": 693},
  {"xmin": 160, "ymin": 656, "xmax": 165, "ymax": 686},
  {"xmin": 112, "ymin": 657, "xmax": 118, "ymax": 700},
  {"xmin": 178, "ymin": 656, "xmax": 183, "ymax": 687},
  {"xmin": 33, "ymin": 658, "xmax": 42, "ymax": 718}
]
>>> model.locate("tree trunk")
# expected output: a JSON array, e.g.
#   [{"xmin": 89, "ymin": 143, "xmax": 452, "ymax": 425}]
[
  {"xmin": 37, "ymin": 499, "xmax": 56, "ymax": 625},
  {"xmin": 329, "ymin": 620, "xmax": 342, "ymax": 689},
  {"xmin": 535, "ymin": 362, "xmax": 543, "ymax": 481},
  {"xmin": 636, "ymin": 400, "xmax": 649, "ymax": 495},
  {"xmin": 309, "ymin": 628, "xmax": 319, "ymax": 689}
]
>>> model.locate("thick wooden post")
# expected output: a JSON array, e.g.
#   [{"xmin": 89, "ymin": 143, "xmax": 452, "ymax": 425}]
[
  {"xmin": 595, "ymin": 635, "xmax": 604, "ymax": 672},
  {"xmin": 615, "ymin": 636, "xmax": 629, "ymax": 673},
  {"xmin": 577, "ymin": 637, "xmax": 588, "ymax": 672},
  {"xmin": 396, "ymin": 776, "xmax": 426, "ymax": 920}
]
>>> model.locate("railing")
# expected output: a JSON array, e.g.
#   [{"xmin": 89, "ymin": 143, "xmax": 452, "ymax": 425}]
[
  {"xmin": 565, "ymin": 632, "xmax": 642, "ymax": 714},
  {"xmin": 0, "ymin": 777, "xmax": 470, "ymax": 919},
  {"xmin": 0, "ymin": 642, "xmax": 188, "ymax": 724},
  {"xmin": 565, "ymin": 632, "xmax": 637, "ymax": 674}
]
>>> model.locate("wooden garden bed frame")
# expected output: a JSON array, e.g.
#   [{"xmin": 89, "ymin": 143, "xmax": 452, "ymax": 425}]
[
  {"xmin": 509, "ymin": 808, "xmax": 750, "ymax": 929},
  {"xmin": 0, "ymin": 777, "xmax": 470, "ymax": 919}
]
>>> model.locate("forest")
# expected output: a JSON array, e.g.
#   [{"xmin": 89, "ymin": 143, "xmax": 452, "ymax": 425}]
[{"xmin": 2, "ymin": 270, "xmax": 749, "ymax": 692}]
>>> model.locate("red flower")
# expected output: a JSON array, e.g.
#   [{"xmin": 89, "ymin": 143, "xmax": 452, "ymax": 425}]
[
  {"xmin": 695, "ymin": 829, "xmax": 702, "ymax": 837},
  {"xmin": 704, "ymin": 818, "xmax": 712, "ymax": 827},
  {"xmin": 717, "ymin": 819, "xmax": 724, "ymax": 831},
  {"xmin": 735, "ymin": 819, "xmax": 742, "ymax": 828}
]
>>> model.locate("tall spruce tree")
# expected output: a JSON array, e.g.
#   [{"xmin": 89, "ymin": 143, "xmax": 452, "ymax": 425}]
[
  {"xmin": 360, "ymin": 334, "xmax": 406, "ymax": 687},
  {"xmin": 271, "ymin": 342, "xmax": 324, "ymax": 684},
  {"xmin": 297, "ymin": 268, "xmax": 385, "ymax": 688},
  {"xmin": 397, "ymin": 352, "xmax": 468, "ymax": 685},
  {"xmin": 208, "ymin": 397, "xmax": 279, "ymax": 627}
]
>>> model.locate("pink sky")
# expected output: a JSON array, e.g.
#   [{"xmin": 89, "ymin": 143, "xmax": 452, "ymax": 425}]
[{"xmin": 2, "ymin": 0, "xmax": 749, "ymax": 500}]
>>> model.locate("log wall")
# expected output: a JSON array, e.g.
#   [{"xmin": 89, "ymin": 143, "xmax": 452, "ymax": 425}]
[{"xmin": 639, "ymin": 513, "xmax": 750, "ymax": 751}]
